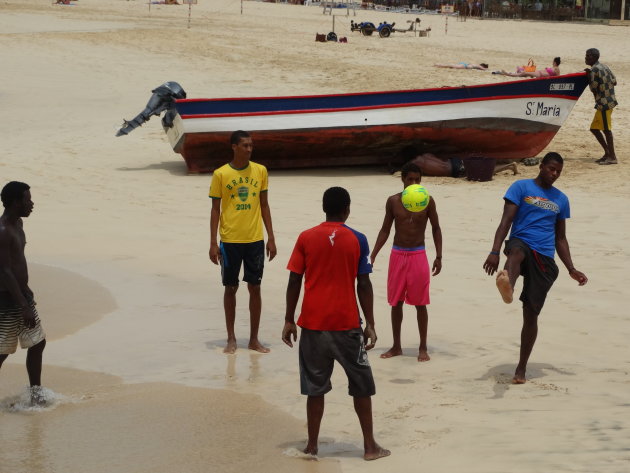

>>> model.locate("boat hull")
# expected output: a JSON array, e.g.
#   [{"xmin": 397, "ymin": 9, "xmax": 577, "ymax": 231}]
[{"xmin": 166, "ymin": 73, "xmax": 588, "ymax": 173}]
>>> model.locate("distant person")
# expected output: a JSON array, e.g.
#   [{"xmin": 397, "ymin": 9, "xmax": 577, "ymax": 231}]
[
  {"xmin": 434, "ymin": 62, "xmax": 489, "ymax": 70},
  {"xmin": 410, "ymin": 153, "xmax": 519, "ymax": 178},
  {"xmin": 482, "ymin": 152, "xmax": 588, "ymax": 384},
  {"xmin": 494, "ymin": 57, "xmax": 561, "ymax": 78},
  {"xmin": 371, "ymin": 162, "xmax": 442, "ymax": 362},
  {"xmin": 585, "ymin": 48, "xmax": 618, "ymax": 165},
  {"xmin": 282, "ymin": 187, "xmax": 390, "ymax": 461},
  {"xmin": 0, "ymin": 182, "xmax": 47, "ymax": 405},
  {"xmin": 209, "ymin": 130, "xmax": 277, "ymax": 354}
]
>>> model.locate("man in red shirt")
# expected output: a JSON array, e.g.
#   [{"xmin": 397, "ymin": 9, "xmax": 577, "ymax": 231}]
[{"xmin": 282, "ymin": 187, "xmax": 390, "ymax": 461}]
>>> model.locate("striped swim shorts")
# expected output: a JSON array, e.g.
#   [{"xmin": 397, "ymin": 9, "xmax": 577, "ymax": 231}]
[{"xmin": 0, "ymin": 302, "xmax": 46, "ymax": 355}]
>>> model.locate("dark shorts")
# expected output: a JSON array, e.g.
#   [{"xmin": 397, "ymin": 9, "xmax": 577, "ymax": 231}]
[
  {"xmin": 299, "ymin": 327, "xmax": 375, "ymax": 398},
  {"xmin": 219, "ymin": 240, "xmax": 264, "ymax": 286},
  {"xmin": 450, "ymin": 158, "xmax": 465, "ymax": 177},
  {"xmin": 505, "ymin": 238, "xmax": 559, "ymax": 316}
]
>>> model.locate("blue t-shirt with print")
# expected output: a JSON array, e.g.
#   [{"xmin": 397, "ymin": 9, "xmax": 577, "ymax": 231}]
[{"xmin": 504, "ymin": 179, "xmax": 570, "ymax": 258}]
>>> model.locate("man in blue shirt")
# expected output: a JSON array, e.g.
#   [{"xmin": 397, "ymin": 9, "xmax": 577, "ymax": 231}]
[{"xmin": 483, "ymin": 152, "xmax": 588, "ymax": 384}]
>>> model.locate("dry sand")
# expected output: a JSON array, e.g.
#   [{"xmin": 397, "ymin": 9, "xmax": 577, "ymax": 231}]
[{"xmin": 0, "ymin": 1, "xmax": 629, "ymax": 472}]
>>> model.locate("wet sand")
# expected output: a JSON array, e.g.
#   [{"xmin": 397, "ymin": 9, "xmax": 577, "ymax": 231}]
[{"xmin": 0, "ymin": 364, "xmax": 340, "ymax": 473}]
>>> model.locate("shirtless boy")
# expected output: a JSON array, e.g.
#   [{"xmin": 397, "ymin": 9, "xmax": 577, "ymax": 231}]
[
  {"xmin": 0, "ymin": 181, "xmax": 47, "ymax": 404},
  {"xmin": 371, "ymin": 162, "xmax": 442, "ymax": 361}
]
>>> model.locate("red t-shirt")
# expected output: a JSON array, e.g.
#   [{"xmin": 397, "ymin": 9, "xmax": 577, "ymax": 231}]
[{"xmin": 287, "ymin": 222, "xmax": 372, "ymax": 331}]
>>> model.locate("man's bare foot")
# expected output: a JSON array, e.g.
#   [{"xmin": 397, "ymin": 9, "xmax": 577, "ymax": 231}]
[
  {"xmin": 598, "ymin": 158, "xmax": 618, "ymax": 165},
  {"xmin": 496, "ymin": 270, "xmax": 513, "ymax": 303},
  {"xmin": 303, "ymin": 444, "xmax": 318, "ymax": 456},
  {"xmin": 223, "ymin": 339, "xmax": 237, "ymax": 354},
  {"xmin": 364, "ymin": 445, "xmax": 391, "ymax": 461},
  {"xmin": 248, "ymin": 340, "xmax": 270, "ymax": 353},
  {"xmin": 418, "ymin": 348, "xmax": 430, "ymax": 362},
  {"xmin": 512, "ymin": 369, "xmax": 526, "ymax": 384},
  {"xmin": 380, "ymin": 347, "xmax": 403, "ymax": 359}
]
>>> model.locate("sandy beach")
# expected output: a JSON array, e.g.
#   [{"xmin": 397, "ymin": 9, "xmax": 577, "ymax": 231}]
[{"xmin": 1, "ymin": 1, "xmax": 629, "ymax": 472}]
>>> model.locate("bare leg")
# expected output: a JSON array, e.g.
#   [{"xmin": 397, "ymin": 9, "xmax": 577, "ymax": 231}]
[
  {"xmin": 223, "ymin": 285, "xmax": 238, "ymax": 354},
  {"xmin": 494, "ymin": 162, "xmax": 519, "ymax": 175},
  {"xmin": 247, "ymin": 283, "xmax": 269, "ymax": 353},
  {"xmin": 26, "ymin": 339, "xmax": 46, "ymax": 386},
  {"xmin": 304, "ymin": 395, "xmax": 324, "ymax": 455},
  {"xmin": 513, "ymin": 307, "xmax": 538, "ymax": 384},
  {"xmin": 353, "ymin": 397, "xmax": 391, "ymax": 461},
  {"xmin": 497, "ymin": 247, "xmax": 524, "ymax": 303},
  {"xmin": 416, "ymin": 306, "xmax": 430, "ymax": 361},
  {"xmin": 591, "ymin": 129, "xmax": 610, "ymax": 161},
  {"xmin": 0, "ymin": 353, "xmax": 7, "ymax": 369},
  {"xmin": 602, "ymin": 130, "xmax": 617, "ymax": 163},
  {"xmin": 380, "ymin": 302, "xmax": 403, "ymax": 358}
]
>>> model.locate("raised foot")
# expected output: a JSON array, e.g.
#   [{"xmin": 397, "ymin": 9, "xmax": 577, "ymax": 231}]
[
  {"xmin": 418, "ymin": 348, "xmax": 430, "ymax": 362},
  {"xmin": 364, "ymin": 446, "xmax": 391, "ymax": 461},
  {"xmin": 380, "ymin": 347, "xmax": 403, "ymax": 359},
  {"xmin": 223, "ymin": 339, "xmax": 237, "ymax": 354},
  {"xmin": 248, "ymin": 340, "xmax": 270, "ymax": 353},
  {"xmin": 496, "ymin": 270, "xmax": 513, "ymax": 304}
]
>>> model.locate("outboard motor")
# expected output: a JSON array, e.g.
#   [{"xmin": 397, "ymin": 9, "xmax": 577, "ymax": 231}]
[{"xmin": 116, "ymin": 81, "xmax": 186, "ymax": 137}]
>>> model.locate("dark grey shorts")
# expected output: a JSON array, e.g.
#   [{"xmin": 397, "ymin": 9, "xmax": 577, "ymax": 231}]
[
  {"xmin": 299, "ymin": 327, "xmax": 375, "ymax": 398},
  {"xmin": 505, "ymin": 238, "xmax": 559, "ymax": 316}
]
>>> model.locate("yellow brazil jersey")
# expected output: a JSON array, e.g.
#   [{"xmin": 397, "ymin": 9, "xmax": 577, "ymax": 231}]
[{"xmin": 209, "ymin": 161, "xmax": 268, "ymax": 243}]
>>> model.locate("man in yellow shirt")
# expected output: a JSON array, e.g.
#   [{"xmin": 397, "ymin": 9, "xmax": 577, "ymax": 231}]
[{"xmin": 209, "ymin": 131, "xmax": 277, "ymax": 354}]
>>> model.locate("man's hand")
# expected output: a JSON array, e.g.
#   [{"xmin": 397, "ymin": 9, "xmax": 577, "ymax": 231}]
[
  {"xmin": 282, "ymin": 321, "xmax": 297, "ymax": 347},
  {"xmin": 266, "ymin": 239, "xmax": 277, "ymax": 262},
  {"xmin": 483, "ymin": 254, "xmax": 500, "ymax": 276},
  {"xmin": 209, "ymin": 242, "xmax": 220, "ymax": 265},
  {"xmin": 432, "ymin": 257, "xmax": 442, "ymax": 276},
  {"xmin": 569, "ymin": 268, "xmax": 588, "ymax": 286},
  {"xmin": 363, "ymin": 325, "xmax": 377, "ymax": 350},
  {"xmin": 22, "ymin": 305, "xmax": 36, "ymax": 329}
]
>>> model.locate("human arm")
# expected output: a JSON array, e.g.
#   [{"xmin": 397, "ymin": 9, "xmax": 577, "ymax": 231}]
[
  {"xmin": 259, "ymin": 191, "xmax": 276, "ymax": 261},
  {"xmin": 0, "ymin": 229, "xmax": 36, "ymax": 328},
  {"xmin": 370, "ymin": 197, "xmax": 394, "ymax": 264},
  {"xmin": 483, "ymin": 200, "xmax": 518, "ymax": 275},
  {"xmin": 209, "ymin": 198, "xmax": 221, "ymax": 264},
  {"xmin": 555, "ymin": 219, "xmax": 587, "ymax": 285},
  {"xmin": 427, "ymin": 198, "xmax": 442, "ymax": 276},
  {"xmin": 282, "ymin": 271, "xmax": 302, "ymax": 347},
  {"xmin": 356, "ymin": 273, "xmax": 377, "ymax": 350}
]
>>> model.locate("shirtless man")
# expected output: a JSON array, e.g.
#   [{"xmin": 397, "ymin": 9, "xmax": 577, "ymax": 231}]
[
  {"xmin": 371, "ymin": 162, "xmax": 442, "ymax": 361},
  {"xmin": 0, "ymin": 181, "xmax": 47, "ymax": 404}
]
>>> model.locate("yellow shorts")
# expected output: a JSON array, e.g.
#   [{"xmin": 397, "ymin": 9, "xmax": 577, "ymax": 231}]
[{"xmin": 590, "ymin": 109, "xmax": 613, "ymax": 131}]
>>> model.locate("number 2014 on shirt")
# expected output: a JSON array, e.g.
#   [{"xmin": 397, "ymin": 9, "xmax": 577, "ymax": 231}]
[{"xmin": 235, "ymin": 203, "xmax": 252, "ymax": 210}]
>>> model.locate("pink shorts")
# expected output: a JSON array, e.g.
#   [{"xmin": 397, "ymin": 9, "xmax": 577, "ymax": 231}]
[{"xmin": 387, "ymin": 246, "xmax": 430, "ymax": 306}]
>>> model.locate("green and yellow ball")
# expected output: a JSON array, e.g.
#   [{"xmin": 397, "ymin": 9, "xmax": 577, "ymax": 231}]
[{"xmin": 401, "ymin": 184, "xmax": 430, "ymax": 212}]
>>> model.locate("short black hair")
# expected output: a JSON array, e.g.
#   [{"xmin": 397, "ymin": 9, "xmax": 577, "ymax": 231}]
[
  {"xmin": 401, "ymin": 161, "xmax": 422, "ymax": 178},
  {"xmin": 480, "ymin": 63, "xmax": 489, "ymax": 69},
  {"xmin": 322, "ymin": 186, "xmax": 350, "ymax": 216},
  {"xmin": 554, "ymin": 57, "xmax": 561, "ymax": 65},
  {"xmin": 1, "ymin": 181, "xmax": 30, "ymax": 208},
  {"xmin": 230, "ymin": 130, "xmax": 250, "ymax": 146},
  {"xmin": 541, "ymin": 152, "xmax": 563, "ymax": 166},
  {"xmin": 586, "ymin": 48, "xmax": 600, "ymax": 60}
]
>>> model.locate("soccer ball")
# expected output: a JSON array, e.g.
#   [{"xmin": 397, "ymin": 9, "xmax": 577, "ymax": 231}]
[{"xmin": 401, "ymin": 184, "xmax": 430, "ymax": 212}]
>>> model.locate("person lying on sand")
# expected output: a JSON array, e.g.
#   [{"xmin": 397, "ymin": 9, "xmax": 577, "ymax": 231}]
[
  {"xmin": 494, "ymin": 57, "xmax": 561, "ymax": 78},
  {"xmin": 434, "ymin": 62, "xmax": 489, "ymax": 70}
]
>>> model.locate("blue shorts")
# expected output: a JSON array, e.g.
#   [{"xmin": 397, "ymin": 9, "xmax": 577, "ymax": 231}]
[{"xmin": 219, "ymin": 240, "xmax": 264, "ymax": 286}]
